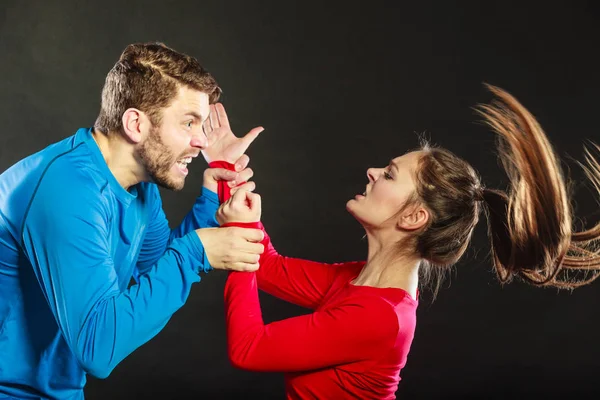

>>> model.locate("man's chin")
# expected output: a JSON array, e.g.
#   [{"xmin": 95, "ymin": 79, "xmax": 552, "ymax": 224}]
[
  {"xmin": 164, "ymin": 179, "xmax": 185, "ymax": 191},
  {"xmin": 152, "ymin": 174, "xmax": 186, "ymax": 191}
]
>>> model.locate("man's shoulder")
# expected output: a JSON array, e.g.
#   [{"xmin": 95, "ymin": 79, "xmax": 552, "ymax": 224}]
[
  {"xmin": 40, "ymin": 145, "xmax": 106, "ymax": 193},
  {"xmin": 1, "ymin": 131, "xmax": 106, "ymax": 209}
]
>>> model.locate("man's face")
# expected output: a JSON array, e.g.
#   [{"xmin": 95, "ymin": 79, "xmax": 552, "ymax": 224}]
[{"xmin": 138, "ymin": 86, "xmax": 210, "ymax": 191}]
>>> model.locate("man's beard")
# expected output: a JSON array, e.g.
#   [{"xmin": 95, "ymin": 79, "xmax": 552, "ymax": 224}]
[{"xmin": 138, "ymin": 125, "xmax": 185, "ymax": 191}]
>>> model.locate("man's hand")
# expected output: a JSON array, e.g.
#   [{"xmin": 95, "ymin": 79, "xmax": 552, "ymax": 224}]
[
  {"xmin": 201, "ymin": 103, "xmax": 263, "ymax": 164},
  {"xmin": 217, "ymin": 189, "xmax": 262, "ymax": 225},
  {"xmin": 202, "ymin": 154, "xmax": 255, "ymax": 193},
  {"xmin": 196, "ymin": 227, "xmax": 264, "ymax": 272}
]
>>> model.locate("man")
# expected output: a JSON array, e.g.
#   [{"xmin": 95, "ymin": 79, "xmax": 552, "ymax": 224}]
[{"xmin": 0, "ymin": 42, "xmax": 263, "ymax": 399}]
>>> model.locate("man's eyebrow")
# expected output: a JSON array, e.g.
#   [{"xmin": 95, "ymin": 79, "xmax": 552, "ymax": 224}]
[{"xmin": 184, "ymin": 111, "xmax": 205, "ymax": 121}]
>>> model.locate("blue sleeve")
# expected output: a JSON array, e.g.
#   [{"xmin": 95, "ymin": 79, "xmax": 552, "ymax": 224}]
[
  {"xmin": 21, "ymin": 174, "xmax": 206, "ymax": 379},
  {"xmin": 134, "ymin": 186, "xmax": 219, "ymax": 280},
  {"xmin": 173, "ymin": 186, "xmax": 221, "ymax": 235}
]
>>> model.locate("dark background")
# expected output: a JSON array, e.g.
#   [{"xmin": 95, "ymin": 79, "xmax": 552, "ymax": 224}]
[{"xmin": 1, "ymin": 1, "xmax": 600, "ymax": 398}]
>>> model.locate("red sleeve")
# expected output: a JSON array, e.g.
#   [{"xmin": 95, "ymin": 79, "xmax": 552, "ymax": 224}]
[
  {"xmin": 257, "ymin": 237, "xmax": 364, "ymax": 309},
  {"xmin": 213, "ymin": 162, "xmax": 362, "ymax": 309},
  {"xmin": 208, "ymin": 161, "xmax": 236, "ymax": 201},
  {"xmin": 224, "ymin": 268, "xmax": 399, "ymax": 372}
]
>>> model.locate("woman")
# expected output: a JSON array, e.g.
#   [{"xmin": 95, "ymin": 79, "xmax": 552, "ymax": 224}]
[{"xmin": 211, "ymin": 85, "xmax": 600, "ymax": 399}]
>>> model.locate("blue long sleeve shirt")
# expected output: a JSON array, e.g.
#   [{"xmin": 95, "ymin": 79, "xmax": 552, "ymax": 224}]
[{"xmin": 0, "ymin": 128, "xmax": 220, "ymax": 399}]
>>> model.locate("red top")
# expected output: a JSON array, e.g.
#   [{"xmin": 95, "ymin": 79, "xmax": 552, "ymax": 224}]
[{"xmin": 212, "ymin": 161, "xmax": 418, "ymax": 399}]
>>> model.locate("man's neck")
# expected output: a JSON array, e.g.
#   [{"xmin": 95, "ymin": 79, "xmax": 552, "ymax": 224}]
[{"xmin": 91, "ymin": 129, "xmax": 144, "ymax": 190}]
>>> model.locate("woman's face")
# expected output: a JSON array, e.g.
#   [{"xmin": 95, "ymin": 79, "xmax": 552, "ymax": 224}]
[{"xmin": 346, "ymin": 151, "xmax": 422, "ymax": 229}]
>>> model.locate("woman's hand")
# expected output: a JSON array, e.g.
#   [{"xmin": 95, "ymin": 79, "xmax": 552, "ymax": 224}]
[{"xmin": 217, "ymin": 188, "xmax": 262, "ymax": 225}]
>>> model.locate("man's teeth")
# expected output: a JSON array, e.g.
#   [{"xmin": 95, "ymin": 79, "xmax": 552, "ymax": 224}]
[{"xmin": 177, "ymin": 157, "xmax": 192, "ymax": 166}]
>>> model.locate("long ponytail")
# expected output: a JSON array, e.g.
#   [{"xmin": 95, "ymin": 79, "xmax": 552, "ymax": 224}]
[{"xmin": 476, "ymin": 84, "xmax": 600, "ymax": 288}]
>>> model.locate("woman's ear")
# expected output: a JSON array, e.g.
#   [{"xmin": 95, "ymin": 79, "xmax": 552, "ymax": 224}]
[{"xmin": 397, "ymin": 205, "xmax": 429, "ymax": 231}]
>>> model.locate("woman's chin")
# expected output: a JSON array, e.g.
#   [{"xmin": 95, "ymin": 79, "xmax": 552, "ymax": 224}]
[
  {"xmin": 345, "ymin": 199, "xmax": 356, "ymax": 213},
  {"xmin": 345, "ymin": 202, "xmax": 362, "ymax": 222}
]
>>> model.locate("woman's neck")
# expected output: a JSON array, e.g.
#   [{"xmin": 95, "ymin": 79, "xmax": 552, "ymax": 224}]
[{"xmin": 352, "ymin": 231, "xmax": 420, "ymax": 300}]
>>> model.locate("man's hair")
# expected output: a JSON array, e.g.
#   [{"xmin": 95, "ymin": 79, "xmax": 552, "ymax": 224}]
[{"xmin": 94, "ymin": 42, "xmax": 221, "ymax": 134}]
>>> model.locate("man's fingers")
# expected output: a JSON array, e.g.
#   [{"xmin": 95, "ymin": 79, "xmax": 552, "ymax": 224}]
[
  {"xmin": 197, "ymin": 227, "xmax": 264, "ymax": 271},
  {"xmin": 226, "ymin": 227, "xmax": 264, "ymax": 249},
  {"xmin": 202, "ymin": 118, "xmax": 212, "ymax": 136},
  {"xmin": 205, "ymin": 167, "xmax": 237, "ymax": 182},
  {"xmin": 234, "ymin": 154, "xmax": 250, "ymax": 171},
  {"xmin": 209, "ymin": 104, "xmax": 220, "ymax": 130},
  {"xmin": 229, "ymin": 251, "xmax": 261, "ymax": 264},
  {"xmin": 227, "ymin": 233, "xmax": 264, "ymax": 255},
  {"xmin": 230, "ymin": 262, "xmax": 260, "ymax": 272},
  {"xmin": 234, "ymin": 167, "xmax": 254, "ymax": 183},
  {"xmin": 228, "ymin": 167, "xmax": 253, "ymax": 188},
  {"xmin": 215, "ymin": 103, "xmax": 231, "ymax": 129},
  {"xmin": 240, "ymin": 228, "xmax": 264, "ymax": 244},
  {"xmin": 229, "ymin": 181, "xmax": 255, "ymax": 194},
  {"xmin": 241, "ymin": 127, "xmax": 264, "ymax": 148},
  {"xmin": 239, "ymin": 241, "xmax": 264, "ymax": 256}
]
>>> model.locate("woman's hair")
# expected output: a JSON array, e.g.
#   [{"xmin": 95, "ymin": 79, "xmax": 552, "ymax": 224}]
[{"xmin": 408, "ymin": 84, "xmax": 600, "ymax": 295}]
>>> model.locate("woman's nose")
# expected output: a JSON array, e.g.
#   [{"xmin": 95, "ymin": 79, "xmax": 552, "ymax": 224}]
[{"xmin": 366, "ymin": 168, "xmax": 378, "ymax": 182}]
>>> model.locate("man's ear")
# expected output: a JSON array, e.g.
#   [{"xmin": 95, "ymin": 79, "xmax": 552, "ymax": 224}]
[
  {"xmin": 397, "ymin": 204, "xmax": 429, "ymax": 231},
  {"xmin": 121, "ymin": 108, "xmax": 150, "ymax": 144}
]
